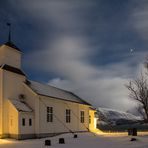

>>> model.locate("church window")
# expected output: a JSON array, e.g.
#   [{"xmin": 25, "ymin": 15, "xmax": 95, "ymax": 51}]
[
  {"xmin": 47, "ymin": 107, "xmax": 53, "ymax": 122},
  {"xmin": 66, "ymin": 109, "xmax": 71, "ymax": 123},
  {"xmin": 22, "ymin": 118, "xmax": 25, "ymax": 126},
  {"xmin": 80, "ymin": 111, "xmax": 85, "ymax": 123},
  {"xmin": 29, "ymin": 118, "xmax": 32, "ymax": 126}
]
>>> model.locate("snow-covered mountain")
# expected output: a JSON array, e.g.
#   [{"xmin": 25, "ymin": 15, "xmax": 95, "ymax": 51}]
[{"xmin": 97, "ymin": 107, "xmax": 142, "ymax": 126}]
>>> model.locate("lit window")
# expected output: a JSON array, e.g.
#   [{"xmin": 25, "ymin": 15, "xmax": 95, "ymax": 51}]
[
  {"xmin": 66, "ymin": 109, "xmax": 71, "ymax": 123},
  {"xmin": 29, "ymin": 118, "xmax": 32, "ymax": 126},
  {"xmin": 22, "ymin": 118, "xmax": 25, "ymax": 126},
  {"xmin": 47, "ymin": 107, "xmax": 53, "ymax": 122},
  {"xmin": 80, "ymin": 111, "xmax": 85, "ymax": 123}
]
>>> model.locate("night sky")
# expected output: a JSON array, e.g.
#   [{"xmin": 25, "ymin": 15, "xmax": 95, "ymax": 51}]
[{"xmin": 0, "ymin": 0, "xmax": 148, "ymax": 112}]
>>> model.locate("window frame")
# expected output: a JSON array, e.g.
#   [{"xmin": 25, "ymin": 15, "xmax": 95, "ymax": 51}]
[
  {"xmin": 47, "ymin": 106, "xmax": 53, "ymax": 122},
  {"xmin": 66, "ymin": 109, "xmax": 71, "ymax": 123},
  {"xmin": 22, "ymin": 118, "xmax": 25, "ymax": 126},
  {"xmin": 29, "ymin": 118, "xmax": 32, "ymax": 126},
  {"xmin": 80, "ymin": 111, "xmax": 85, "ymax": 123}
]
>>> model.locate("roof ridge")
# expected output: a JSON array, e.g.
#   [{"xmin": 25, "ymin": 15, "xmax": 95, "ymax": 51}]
[{"xmin": 30, "ymin": 80, "xmax": 71, "ymax": 93}]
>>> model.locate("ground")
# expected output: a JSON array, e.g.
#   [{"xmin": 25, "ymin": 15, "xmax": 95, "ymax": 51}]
[{"xmin": 0, "ymin": 132, "xmax": 148, "ymax": 148}]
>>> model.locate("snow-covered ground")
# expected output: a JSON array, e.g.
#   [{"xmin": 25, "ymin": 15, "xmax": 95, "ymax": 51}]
[{"xmin": 0, "ymin": 132, "xmax": 148, "ymax": 148}]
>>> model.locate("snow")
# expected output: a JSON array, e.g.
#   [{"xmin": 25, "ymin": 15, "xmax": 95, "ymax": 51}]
[
  {"xmin": 29, "ymin": 80, "xmax": 89, "ymax": 104},
  {"xmin": 9, "ymin": 99, "xmax": 32, "ymax": 112},
  {"xmin": 97, "ymin": 107, "xmax": 141, "ymax": 123},
  {"xmin": 0, "ymin": 132, "xmax": 148, "ymax": 148}
]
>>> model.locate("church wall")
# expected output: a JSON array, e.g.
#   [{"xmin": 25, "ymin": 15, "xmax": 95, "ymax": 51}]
[
  {"xmin": 0, "ymin": 69, "xmax": 3, "ymax": 135},
  {"xmin": 2, "ymin": 71, "xmax": 26, "ymax": 134},
  {"xmin": 22, "ymin": 83, "xmax": 37, "ymax": 111},
  {"xmin": 0, "ymin": 45, "xmax": 21, "ymax": 68},
  {"xmin": 3, "ymin": 70, "xmax": 25, "ymax": 99},
  {"xmin": 78, "ymin": 104, "xmax": 89, "ymax": 131},
  {"xmin": 89, "ymin": 109, "xmax": 95, "ymax": 131},
  {"xmin": 19, "ymin": 112, "xmax": 35, "ymax": 135},
  {"xmin": 8, "ymin": 100, "xmax": 19, "ymax": 135},
  {"xmin": 38, "ymin": 95, "xmax": 89, "ymax": 135},
  {"xmin": 22, "ymin": 84, "xmax": 40, "ymax": 136}
]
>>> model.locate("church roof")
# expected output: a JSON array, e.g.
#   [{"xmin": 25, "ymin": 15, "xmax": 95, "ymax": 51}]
[
  {"xmin": 1, "ymin": 64, "xmax": 26, "ymax": 76},
  {"xmin": 4, "ymin": 41, "xmax": 21, "ymax": 52},
  {"xmin": 9, "ymin": 99, "xmax": 33, "ymax": 112},
  {"xmin": 27, "ymin": 80, "xmax": 91, "ymax": 105}
]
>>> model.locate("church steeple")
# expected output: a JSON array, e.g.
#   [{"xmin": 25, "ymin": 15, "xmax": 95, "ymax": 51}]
[
  {"xmin": 3, "ymin": 23, "xmax": 21, "ymax": 52},
  {"xmin": 0, "ymin": 24, "xmax": 22, "ymax": 68}
]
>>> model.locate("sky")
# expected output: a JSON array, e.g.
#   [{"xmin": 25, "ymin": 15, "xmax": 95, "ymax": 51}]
[{"xmin": 0, "ymin": 0, "xmax": 148, "ymax": 112}]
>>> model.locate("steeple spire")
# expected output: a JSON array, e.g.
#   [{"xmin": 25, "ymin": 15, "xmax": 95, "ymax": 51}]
[
  {"xmin": 7, "ymin": 23, "xmax": 11, "ymax": 42},
  {"xmin": 4, "ymin": 23, "xmax": 21, "ymax": 52}
]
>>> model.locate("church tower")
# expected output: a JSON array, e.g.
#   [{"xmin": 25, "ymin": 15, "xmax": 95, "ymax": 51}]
[
  {"xmin": 0, "ymin": 41, "xmax": 26, "ymax": 138},
  {"xmin": 0, "ymin": 42, "xmax": 22, "ymax": 68},
  {"xmin": 0, "ymin": 25, "xmax": 26, "ymax": 137},
  {"xmin": 0, "ymin": 23, "xmax": 22, "ymax": 68}
]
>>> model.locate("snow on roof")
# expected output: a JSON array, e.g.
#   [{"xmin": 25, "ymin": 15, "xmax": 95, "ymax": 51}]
[
  {"xmin": 9, "ymin": 99, "xmax": 33, "ymax": 112},
  {"xmin": 28, "ymin": 80, "xmax": 90, "ymax": 105}
]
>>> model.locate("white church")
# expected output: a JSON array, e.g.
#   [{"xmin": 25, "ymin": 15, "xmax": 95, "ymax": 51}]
[{"xmin": 0, "ymin": 40, "xmax": 96, "ymax": 139}]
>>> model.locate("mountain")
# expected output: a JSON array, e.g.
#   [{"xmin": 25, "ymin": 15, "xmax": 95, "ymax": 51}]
[{"xmin": 96, "ymin": 107, "xmax": 142, "ymax": 126}]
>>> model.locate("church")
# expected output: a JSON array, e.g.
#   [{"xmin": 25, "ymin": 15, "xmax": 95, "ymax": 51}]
[{"xmin": 0, "ymin": 40, "xmax": 96, "ymax": 139}]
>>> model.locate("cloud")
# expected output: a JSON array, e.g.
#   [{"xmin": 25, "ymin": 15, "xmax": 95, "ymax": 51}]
[
  {"xmin": 47, "ymin": 61, "xmax": 141, "ymax": 111},
  {"xmin": 130, "ymin": 0, "xmax": 148, "ymax": 42},
  {"xmin": 9, "ymin": 0, "xmax": 148, "ymax": 111},
  {"xmin": 25, "ymin": 35, "xmax": 147, "ymax": 111},
  {"xmin": 49, "ymin": 77, "xmax": 132, "ymax": 111},
  {"xmin": 10, "ymin": 0, "xmax": 96, "ymax": 35}
]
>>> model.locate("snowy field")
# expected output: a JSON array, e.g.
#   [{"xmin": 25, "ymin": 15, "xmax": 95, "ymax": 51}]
[{"xmin": 0, "ymin": 132, "xmax": 148, "ymax": 148}]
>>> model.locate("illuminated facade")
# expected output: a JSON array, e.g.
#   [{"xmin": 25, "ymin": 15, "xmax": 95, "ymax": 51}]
[{"xmin": 0, "ymin": 42, "xmax": 96, "ymax": 139}]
